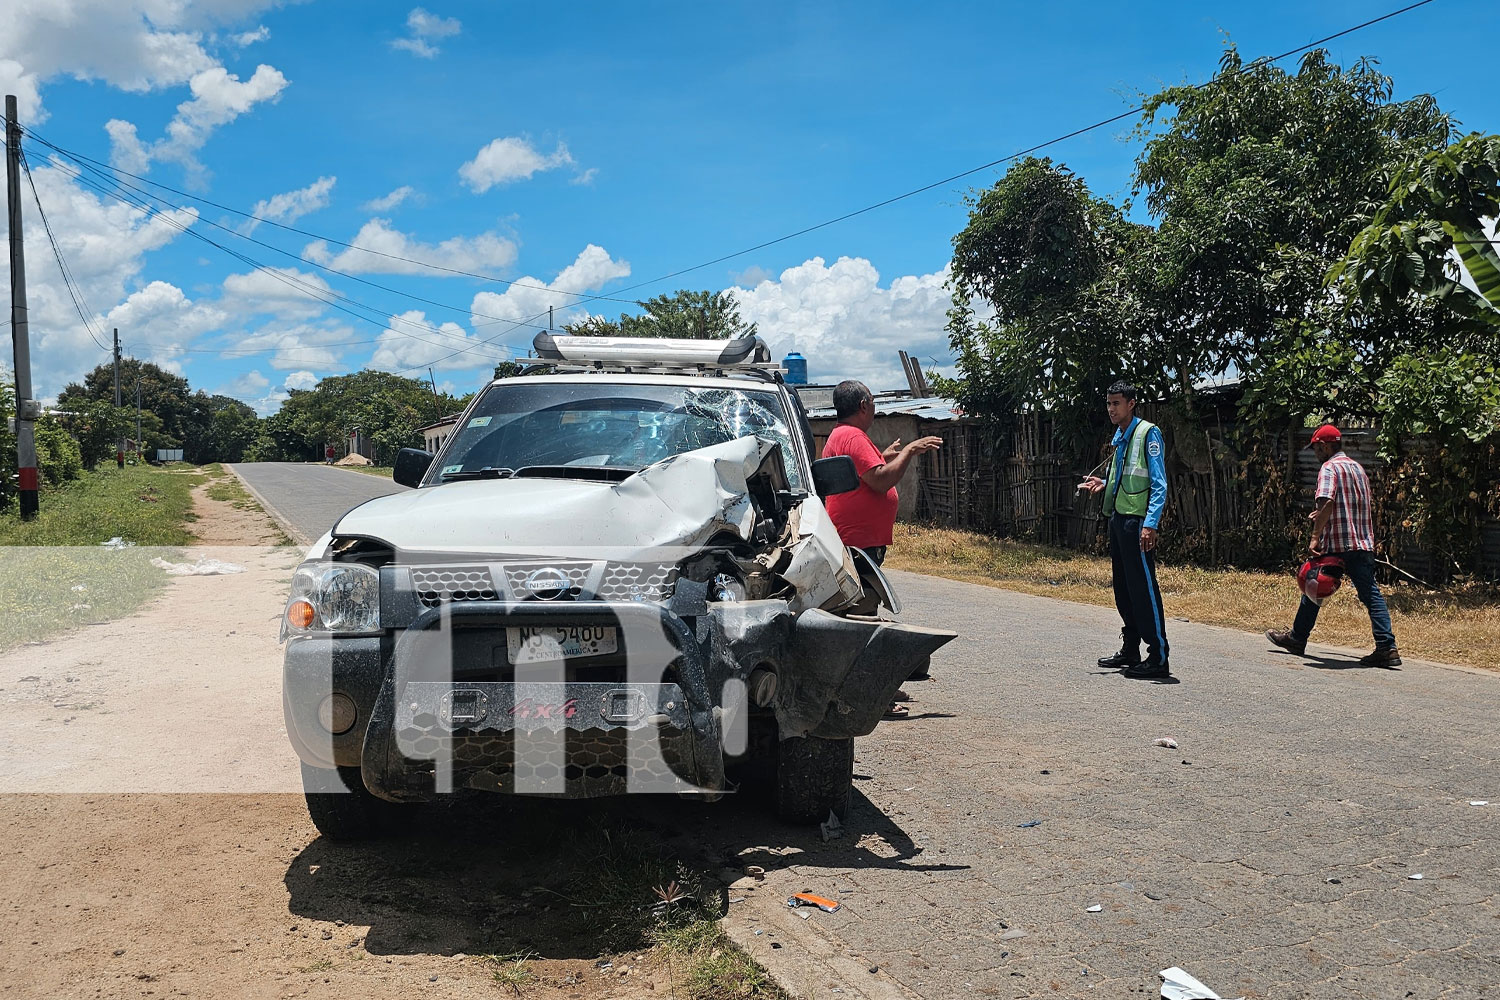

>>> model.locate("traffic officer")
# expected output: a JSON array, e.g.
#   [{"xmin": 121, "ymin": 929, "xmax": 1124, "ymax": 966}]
[{"xmin": 1078, "ymin": 381, "xmax": 1171, "ymax": 678}]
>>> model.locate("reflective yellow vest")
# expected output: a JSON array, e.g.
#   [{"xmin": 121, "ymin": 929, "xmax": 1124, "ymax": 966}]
[{"xmin": 1105, "ymin": 419, "xmax": 1157, "ymax": 518}]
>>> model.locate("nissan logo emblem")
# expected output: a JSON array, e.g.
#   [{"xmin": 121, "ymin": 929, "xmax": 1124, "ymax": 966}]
[{"xmin": 524, "ymin": 567, "xmax": 571, "ymax": 600}]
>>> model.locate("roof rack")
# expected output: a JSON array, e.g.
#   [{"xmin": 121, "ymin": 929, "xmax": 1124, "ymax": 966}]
[{"xmin": 530, "ymin": 332, "xmax": 776, "ymax": 372}]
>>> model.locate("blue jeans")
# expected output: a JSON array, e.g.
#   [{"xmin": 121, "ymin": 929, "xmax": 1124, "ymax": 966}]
[{"xmin": 1291, "ymin": 549, "xmax": 1396, "ymax": 650}]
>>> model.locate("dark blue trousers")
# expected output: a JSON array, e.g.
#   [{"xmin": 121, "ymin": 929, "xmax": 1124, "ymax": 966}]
[
  {"xmin": 1109, "ymin": 514, "xmax": 1169, "ymax": 665},
  {"xmin": 1291, "ymin": 549, "xmax": 1396, "ymax": 650}
]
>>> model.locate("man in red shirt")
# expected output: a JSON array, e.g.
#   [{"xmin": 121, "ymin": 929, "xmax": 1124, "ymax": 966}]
[
  {"xmin": 822, "ymin": 380, "xmax": 942, "ymax": 717},
  {"xmin": 1266, "ymin": 424, "xmax": 1400, "ymax": 666}
]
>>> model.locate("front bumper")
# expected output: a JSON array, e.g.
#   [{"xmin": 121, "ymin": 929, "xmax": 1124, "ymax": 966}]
[{"xmin": 284, "ymin": 593, "xmax": 956, "ymax": 802}]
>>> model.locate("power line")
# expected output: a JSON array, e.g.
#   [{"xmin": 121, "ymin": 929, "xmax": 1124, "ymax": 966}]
[
  {"xmin": 16, "ymin": 125, "xmax": 642, "ymax": 304},
  {"xmin": 26, "ymin": 135, "xmax": 594, "ymax": 338},
  {"xmin": 17, "ymin": 147, "xmax": 111, "ymax": 352},
  {"xmin": 41, "ymin": 152, "xmax": 536, "ymax": 367},
  {"xmin": 583, "ymin": 0, "xmax": 1442, "ymax": 300}
]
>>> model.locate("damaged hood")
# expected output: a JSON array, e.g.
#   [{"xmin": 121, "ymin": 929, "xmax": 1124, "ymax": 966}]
[{"xmin": 333, "ymin": 436, "xmax": 780, "ymax": 558}]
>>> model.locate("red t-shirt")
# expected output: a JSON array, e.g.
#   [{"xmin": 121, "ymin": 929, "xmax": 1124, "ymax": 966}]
[{"xmin": 822, "ymin": 423, "xmax": 898, "ymax": 548}]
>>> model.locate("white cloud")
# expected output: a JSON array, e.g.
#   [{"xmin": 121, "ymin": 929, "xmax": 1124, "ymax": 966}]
[
  {"xmin": 302, "ymin": 218, "xmax": 518, "ymax": 276},
  {"xmin": 729, "ymin": 256, "xmax": 958, "ymax": 390},
  {"xmin": 102, "ymin": 281, "xmax": 228, "ymax": 367},
  {"xmin": 245, "ymin": 175, "xmax": 336, "ymax": 233},
  {"xmin": 230, "ymin": 26, "xmax": 270, "ymax": 47},
  {"xmin": 221, "ymin": 267, "xmax": 335, "ymax": 321},
  {"xmin": 107, "ymin": 63, "xmax": 290, "ymax": 180},
  {"xmin": 0, "ymin": 1, "xmax": 283, "ymax": 121},
  {"xmin": 570, "ymin": 167, "xmax": 599, "ymax": 187},
  {"xmin": 468, "ymin": 244, "xmax": 631, "ymax": 335},
  {"xmin": 0, "ymin": 158, "xmax": 203, "ymax": 395},
  {"xmin": 363, "ymin": 185, "xmax": 415, "ymax": 212},
  {"xmin": 370, "ymin": 310, "xmax": 502, "ymax": 373},
  {"xmin": 235, "ymin": 320, "xmax": 360, "ymax": 370},
  {"xmin": 459, "ymin": 137, "xmax": 575, "ymax": 192},
  {"xmin": 283, "ymin": 370, "xmax": 319, "ymax": 391},
  {"xmin": 391, "ymin": 7, "xmax": 461, "ymax": 58},
  {"xmin": 227, "ymin": 369, "xmax": 270, "ymax": 396},
  {"xmin": 365, "ymin": 245, "xmax": 632, "ymax": 376}
]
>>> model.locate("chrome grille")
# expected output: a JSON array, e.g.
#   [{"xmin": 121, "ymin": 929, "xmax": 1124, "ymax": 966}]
[
  {"xmin": 410, "ymin": 567, "xmax": 497, "ymax": 608},
  {"xmin": 598, "ymin": 562, "xmax": 678, "ymax": 602},
  {"xmin": 504, "ymin": 562, "xmax": 591, "ymax": 600}
]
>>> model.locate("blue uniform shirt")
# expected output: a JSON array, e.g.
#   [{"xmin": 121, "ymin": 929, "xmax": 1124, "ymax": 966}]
[{"xmin": 1109, "ymin": 417, "xmax": 1169, "ymax": 530}]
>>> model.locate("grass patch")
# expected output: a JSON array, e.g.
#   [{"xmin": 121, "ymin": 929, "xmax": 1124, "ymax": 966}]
[
  {"xmin": 481, "ymin": 951, "xmax": 538, "ymax": 995},
  {"xmin": 338, "ymin": 465, "xmax": 394, "ymax": 479},
  {"xmin": 0, "ymin": 464, "xmax": 212, "ymax": 652},
  {"xmin": 886, "ymin": 524, "xmax": 1500, "ymax": 670},
  {"xmin": 0, "ymin": 464, "xmax": 204, "ymax": 547}
]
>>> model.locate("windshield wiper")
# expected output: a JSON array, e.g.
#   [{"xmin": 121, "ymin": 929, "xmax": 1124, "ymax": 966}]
[
  {"xmin": 439, "ymin": 466, "xmax": 516, "ymax": 480},
  {"xmin": 511, "ymin": 465, "xmax": 638, "ymax": 483}
]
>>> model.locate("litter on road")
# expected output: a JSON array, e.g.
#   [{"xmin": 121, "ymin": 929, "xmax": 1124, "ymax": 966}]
[
  {"xmin": 1153, "ymin": 737, "xmax": 1180, "ymax": 749},
  {"xmin": 1470, "ymin": 800, "xmax": 1489, "ymax": 806},
  {"xmin": 787, "ymin": 893, "xmax": 842, "ymax": 913},
  {"xmin": 1017, "ymin": 819, "xmax": 1042, "ymax": 828},
  {"xmin": 1408, "ymin": 873, "xmax": 1424, "ymax": 880},
  {"xmin": 1159, "ymin": 965, "xmax": 1245, "ymax": 1000},
  {"xmin": 151, "ymin": 556, "xmax": 245, "ymax": 576},
  {"xmin": 1086, "ymin": 904, "xmax": 1103, "ymax": 912},
  {"xmin": 820, "ymin": 810, "xmax": 844, "ymax": 842}
]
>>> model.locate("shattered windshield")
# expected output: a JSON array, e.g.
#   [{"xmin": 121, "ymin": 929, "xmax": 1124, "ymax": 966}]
[{"xmin": 431, "ymin": 382, "xmax": 804, "ymax": 489}]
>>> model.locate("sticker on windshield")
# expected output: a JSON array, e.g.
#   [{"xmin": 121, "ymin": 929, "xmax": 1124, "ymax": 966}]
[
  {"xmin": 467, "ymin": 416, "xmax": 492, "ymax": 428},
  {"xmin": 442, "ymin": 464, "xmax": 464, "ymax": 475}
]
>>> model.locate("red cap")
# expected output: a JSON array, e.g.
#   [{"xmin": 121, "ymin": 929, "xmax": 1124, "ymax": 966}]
[{"xmin": 1309, "ymin": 424, "xmax": 1342, "ymax": 446}]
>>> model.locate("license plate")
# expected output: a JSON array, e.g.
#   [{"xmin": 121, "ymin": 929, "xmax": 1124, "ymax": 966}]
[{"xmin": 506, "ymin": 625, "xmax": 618, "ymax": 664}]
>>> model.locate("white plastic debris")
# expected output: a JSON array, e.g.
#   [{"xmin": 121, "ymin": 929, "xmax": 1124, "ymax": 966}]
[
  {"xmin": 1153, "ymin": 737, "xmax": 1179, "ymax": 749},
  {"xmin": 1407, "ymin": 873, "xmax": 1424, "ymax": 880},
  {"xmin": 1086, "ymin": 904, "xmax": 1102, "ymax": 913},
  {"xmin": 1159, "ymin": 966, "xmax": 1245, "ymax": 1000},
  {"xmin": 1470, "ymin": 800, "xmax": 1488, "ymax": 806},
  {"xmin": 99, "ymin": 537, "xmax": 135, "ymax": 549},
  {"xmin": 70, "ymin": 584, "xmax": 87, "ymax": 593},
  {"xmin": 150, "ymin": 556, "xmax": 245, "ymax": 576},
  {"xmin": 820, "ymin": 810, "xmax": 844, "ymax": 842}
]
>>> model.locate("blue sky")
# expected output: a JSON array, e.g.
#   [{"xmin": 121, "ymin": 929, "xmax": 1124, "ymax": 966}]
[{"xmin": 2, "ymin": 0, "xmax": 1496, "ymax": 412}]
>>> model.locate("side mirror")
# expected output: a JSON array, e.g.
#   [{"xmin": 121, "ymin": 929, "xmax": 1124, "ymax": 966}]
[
  {"xmin": 393, "ymin": 448, "xmax": 434, "ymax": 488},
  {"xmin": 811, "ymin": 455, "xmax": 859, "ymax": 498}
]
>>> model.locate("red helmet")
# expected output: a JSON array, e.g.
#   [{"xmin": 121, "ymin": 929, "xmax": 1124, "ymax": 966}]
[{"xmin": 1298, "ymin": 556, "xmax": 1345, "ymax": 605}]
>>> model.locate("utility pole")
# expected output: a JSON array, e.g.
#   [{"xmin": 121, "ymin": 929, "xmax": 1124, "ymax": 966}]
[
  {"xmin": 427, "ymin": 367, "xmax": 442, "ymax": 421},
  {"xmin": 6, "ymin": 94, "xmax": 39, "ymax": 519},
  {"xmin": 548, "ymin": 305, "xmax": 554, "ymax": 331},
  {"xmin": 134, "ymin": 376, "xmax": 142, "ymax": 462},
  {"xmin": 113, "ymin": 329, "xmax": 123, "ymax": 468}
]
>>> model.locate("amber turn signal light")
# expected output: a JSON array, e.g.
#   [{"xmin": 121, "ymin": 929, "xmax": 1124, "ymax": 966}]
[{"xmin": 286, "ymin": 599, "xmax": 316, "ymax": 630}]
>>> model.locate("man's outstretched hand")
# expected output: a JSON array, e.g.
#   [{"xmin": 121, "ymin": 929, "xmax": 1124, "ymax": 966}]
[{"xmin": 1077, "ymin": 475, "xmax": 1106, "ymax": 494}]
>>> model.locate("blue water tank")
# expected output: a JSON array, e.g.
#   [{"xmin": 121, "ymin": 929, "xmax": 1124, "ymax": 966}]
[{"xmin": 783, "ymin": 352, "xmax": 808, "ymax": 385}]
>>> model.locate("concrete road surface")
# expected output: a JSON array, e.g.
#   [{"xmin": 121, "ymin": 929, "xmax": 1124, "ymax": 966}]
[
  {"xmin": 724, "ymin": 571, "xmax": 1500, "ymax": 1000},
  {"xmin": 232, "ymin": 462, "xmax": 407, "ymax": 544}
]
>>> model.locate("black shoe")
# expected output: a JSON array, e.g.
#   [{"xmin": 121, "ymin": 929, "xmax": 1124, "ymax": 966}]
[
  {"xmin": 1097, "ymin": 649, "xmax": 1142, "ymax": 669},
  {"xmin": 1265, "ymin": 629, "xmax": 1306, "ymax": 656},
  {"xmin": 1123, "ymin": 660, "xmax": 1171, "ymax": 679}
]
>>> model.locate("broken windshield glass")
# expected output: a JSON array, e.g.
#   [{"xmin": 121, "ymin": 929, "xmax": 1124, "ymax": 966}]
[{"xmin": 430, "ymin": 382, "xmax": 805, "ymax": 489}]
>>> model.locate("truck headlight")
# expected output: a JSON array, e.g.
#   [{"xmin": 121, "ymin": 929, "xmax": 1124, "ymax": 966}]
[{"xmin": 282, "ymin": 562, "xmax": 382, "ymax": 638}]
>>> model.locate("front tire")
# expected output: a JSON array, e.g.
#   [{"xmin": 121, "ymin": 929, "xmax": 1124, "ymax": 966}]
[
  {"xmin": 300, "ymin": 762, "xmax": 405, "ymax": 840},
  {"xmin": 775, "ymin": 735, "xmax": 854, "ymax": 824}
]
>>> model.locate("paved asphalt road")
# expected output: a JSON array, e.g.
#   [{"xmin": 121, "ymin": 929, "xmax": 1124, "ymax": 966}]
[
  {"xmin": 230, "ymin": 462, "xmax": 1500, "ymax": 998},
  {"xmin": 232, "ymin": 462, "xmax": 408, "ymax": 544}
]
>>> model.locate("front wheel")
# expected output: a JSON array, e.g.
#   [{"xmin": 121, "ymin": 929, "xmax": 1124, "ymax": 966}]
[
  {"xmin": 300, "ymin": 762, "xmax": 406, "ymax": 840},
  {"xmin": 775, "ymin": 735, "xmax": 853, "ymax": 824}
]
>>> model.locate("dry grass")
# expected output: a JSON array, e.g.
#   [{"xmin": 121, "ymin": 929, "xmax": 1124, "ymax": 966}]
[{"xmin": 885, "ymin": 524, "xmax": 1500, "ymax": 671}]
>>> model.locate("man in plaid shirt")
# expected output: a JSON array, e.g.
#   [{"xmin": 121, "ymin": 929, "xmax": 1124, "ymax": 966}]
[{"xmin": 1267, "ymin": 425, "xmax": 1401, "ymax": 666}]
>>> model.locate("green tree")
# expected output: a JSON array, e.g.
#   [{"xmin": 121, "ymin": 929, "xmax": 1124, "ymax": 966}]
[{"xmin": 563, "ymin": 290, "xmax": 757, "ymax": 340}]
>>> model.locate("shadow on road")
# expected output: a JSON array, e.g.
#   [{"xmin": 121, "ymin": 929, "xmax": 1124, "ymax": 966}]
[
  {"xmin": 284, "ymin": 785, "xmax": 969, "ymax": 959},
  {"xmin": 1269, "ymin": 648, "xmax": 1401, "ymax": 671}
]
